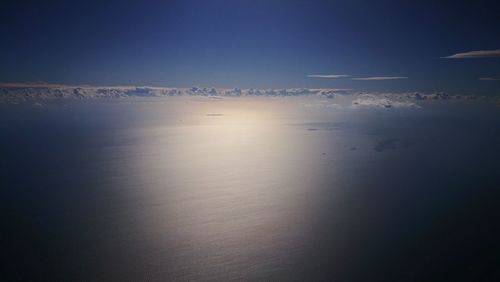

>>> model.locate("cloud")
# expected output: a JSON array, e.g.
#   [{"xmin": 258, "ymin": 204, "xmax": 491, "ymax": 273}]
[
  {"xmin": 351, "ymin": 76, "xmax": 408, "ymax": 81},
  {"xmin": 351, "ymin": 94, "xmax": 420, "ymax": 109},
  {"xmin": 479, "ymin": 77, "xmax": 500, "ymax": 81},
  {"xmin": 442, "ymin": 49, "xmax": 500, "ymax": 59},
  {"xmin": 0, "ymin": 83, "xmax": 485, "ymax": 105},
  {"xmin": 307, "ymin": 74, "xmax": 350, "ymax": 78}
]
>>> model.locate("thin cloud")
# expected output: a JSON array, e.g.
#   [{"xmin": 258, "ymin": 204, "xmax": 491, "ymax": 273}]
[
  {"xmin": 442, "ymin": 49, "xmax": 500, "ymax": 59},
  {"xmin": 479, "ymin": 77, "xmax": 500, "ymax": 81},
  {"xmin": 351, "ymin": 76, "xmax": 408, "ymax": 81},
  {"xmin": 307, "ymin": 74, "xmax": 350, "ymax": 78}
]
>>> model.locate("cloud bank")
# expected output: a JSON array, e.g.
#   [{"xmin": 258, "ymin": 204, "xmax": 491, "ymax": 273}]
[
  {"xmin": 0, "ymin": 83, "xmax": 351, "ymax": 103},
  {"xmin": 351, "ymin": 94, "xmax": 420, "ymax": 109},
  {"xmin": 442, "ymin": 49, "xmax": 500, "ymax": 59},
  {"xmin": 0, "ymin": 83, "xmax": 487, "ymax": 106}
]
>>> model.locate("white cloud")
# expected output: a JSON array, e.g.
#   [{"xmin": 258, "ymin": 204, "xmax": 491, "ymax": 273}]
[
  {"xmin": 351, "ymin": 94, "xmax": 420, "ymax": 109},
  {"xmin": 307, "ymin": 74, "xmax": 350, "ymax": 78},
  {"xmin": 351, "ymin": 76, "xmax": 408, "ymax": 81},
  {"xmin": 442, "ymin": 49, "xmax": 500, "ymax": 59},
  {"xmin": 0, "ymin": 83, "xmax": 486, "ymax": 105},
  {"xmin": 479, "ymin": 77, "xmax": 500, "ymax": 81}
]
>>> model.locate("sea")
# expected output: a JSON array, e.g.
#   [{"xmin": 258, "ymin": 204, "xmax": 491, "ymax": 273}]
[{"xmin": 1, "ymin": 97, "xmax": 499, "ymax": 281}]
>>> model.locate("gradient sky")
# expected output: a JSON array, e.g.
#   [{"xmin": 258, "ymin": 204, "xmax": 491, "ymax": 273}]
[{"xmin": 1, "ymin": 0, "xmax": 500, "ymax": 94}]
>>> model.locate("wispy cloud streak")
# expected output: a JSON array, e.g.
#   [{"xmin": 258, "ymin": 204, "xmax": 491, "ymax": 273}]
[
  {"xmin": 442, "ymin": 49, "xmax": 500, "ymax": 59},
  {"xmin": 351, "ymin": 76, "xmax": 408, "ymax": 81},
  {"xmin": 307, "ymin": 74, "xmax": 350, "ymax": 78}
]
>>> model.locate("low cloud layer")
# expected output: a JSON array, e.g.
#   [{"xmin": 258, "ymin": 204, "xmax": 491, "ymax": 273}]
[
  {"xmin": 351, "ymin": 77, "xmax": 408, "ymax": 81},
  {"xmin": 442, "ymin": 49, "xmax": 500, "ymax": 59},
  {"xmin": 0, "ymin": 83, "xmax": 489, "ymax": 107},
  {"xmin": 0, "ymin": 83, "xmax": 350, "ymax": 103},
  {"xmin": 351, "ymin": 94, "xmax": 420, "ymax": 109}
]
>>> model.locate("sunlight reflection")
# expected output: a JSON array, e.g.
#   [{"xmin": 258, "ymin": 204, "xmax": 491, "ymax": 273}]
[{"xmin": 131, "ymin": 99, "xmax": 318, "ymax": 276}]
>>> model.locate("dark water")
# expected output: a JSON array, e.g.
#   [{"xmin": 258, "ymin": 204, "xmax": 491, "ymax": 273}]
[{"xmin": 1, "ymin": 97, "xmax": 500, "ymax": 281}]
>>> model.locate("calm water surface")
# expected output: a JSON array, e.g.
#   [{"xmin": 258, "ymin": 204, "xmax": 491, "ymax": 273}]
[{"xmin": 1, "ymin": 97, "xmax": 500, "ymax": 281}]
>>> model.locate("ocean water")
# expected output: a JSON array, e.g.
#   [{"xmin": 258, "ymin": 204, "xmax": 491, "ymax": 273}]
[{"xmin": 1, "ymin": 97, "xmax": 500, "ymax": 281}]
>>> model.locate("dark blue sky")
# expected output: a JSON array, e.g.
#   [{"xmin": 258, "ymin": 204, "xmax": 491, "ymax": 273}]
[{"xmin": 1, "ymin": 0, "xmax": 500, "ymax": 94}]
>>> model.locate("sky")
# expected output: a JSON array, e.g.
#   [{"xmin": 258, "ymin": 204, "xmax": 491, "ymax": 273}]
[{"xmin": 1, "ymin": 0, "xmax": 500, "ymax": 94}]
